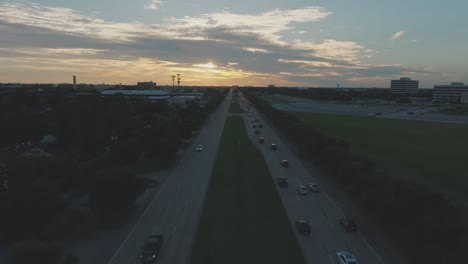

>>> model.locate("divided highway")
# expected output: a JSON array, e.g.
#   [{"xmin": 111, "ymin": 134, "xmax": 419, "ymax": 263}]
[
  {"xmin": 107, "ymin": 91, "xmax": 231, "ymax": 264},
  {"xmin": 239, "ymin": 93, "xmax": 390, "ymax": 264}
]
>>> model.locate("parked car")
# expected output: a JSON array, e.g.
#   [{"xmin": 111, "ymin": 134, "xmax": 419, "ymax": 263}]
[
  {"xmin": 196, "ymin": 145, "xmax": 203, "ymax": 152},
  {"xmin": 258, "ymin": 124, "xmax": 263, "ymax": 128},
  {"xmin": 339, "ymin": 217, "xmax": 357, "ymax": 232},
  {"xmin": 297, "ymin": 185, "xmax": 308, "ymax": 195},
  {"xmin": 255, "ymin": 129, "xmax": 260, "ymax": 134},
  {"xmin": 271, "ymin": 143, "xmax": 277, "ymax": 150},
  {"xmin": 336, "ymin": 252, "xmax": 359, "ymax": 264},
  {"xmin": 140, "ymin": 235, "xmax": 163, "ymax": 263},
  {"xmin": 258, "ymin": 137, "xmax": 265, "ymax": 144},
  {"xmin": 280, "ymin": 160, "xmax": 289, "ymax": 167},
  {"xmin": 295, "ymin": 220, "xmax": 311, "ymax": 235},
  {"xmin": 277, "ymin": 177, "xmax": 288, "ymax": 187},
  {"xmin": 307, "ymin": 182, "xmax": 320, "ymax": 192}
]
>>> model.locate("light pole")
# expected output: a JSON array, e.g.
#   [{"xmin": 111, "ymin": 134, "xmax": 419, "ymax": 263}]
[
  {"xmin": 172, "ymin": 75, "xmax": 175, "ymax": 87},
  {"xmin": 177, "ymin": 74, "xmax": 181, "ymax": 87}
]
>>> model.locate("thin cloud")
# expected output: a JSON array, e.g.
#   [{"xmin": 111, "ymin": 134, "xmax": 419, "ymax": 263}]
[
  {"xmin": 144, "ymin": 0, "xmax": 163, "ymax": 11},
  {"xmin": 390, "ymin": 30, "xmax": 407, "ymax": 40}
]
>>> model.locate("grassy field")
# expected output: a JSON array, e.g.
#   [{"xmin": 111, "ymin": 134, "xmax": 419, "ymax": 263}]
[
  {"xmin": 190, "ymin": 116, "xmax": 305, "ymax": 264},
  {"xmin": 229, "ymin": 93, "xmax": 244, "ymax": 114},
  {"xmin": 294, "ymin": 112, "xmax": 468, "ymax": 209},
  {"xmin": 258, "ymin": 94, "xmax": 296, "ymax": 104}
]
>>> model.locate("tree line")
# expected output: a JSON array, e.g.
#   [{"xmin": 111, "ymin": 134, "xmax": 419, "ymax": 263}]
[{"xmin": 0, "ymin": 88, "xmax": 227, "ymax": 262}]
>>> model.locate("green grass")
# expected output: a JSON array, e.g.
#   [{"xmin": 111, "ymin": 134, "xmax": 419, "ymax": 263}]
[
  {"xmin": 190, "ymin": 116, "xmax": 305, "ymax": 264},
  {"xmin": 258, "ymin": 94, "xmax": 295, "ymax": 104},
  {"xmin": 294, "ymin": 112, "xmax": 468, "ymax": 209},
  {"xmin": 229, "ymin": 93, "xmax": 244, "ymax": 114}
]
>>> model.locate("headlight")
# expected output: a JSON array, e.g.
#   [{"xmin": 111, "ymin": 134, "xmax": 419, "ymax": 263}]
[{"xmin": 152, "ymin": 255, "xmax": 156, "ymax": 258}]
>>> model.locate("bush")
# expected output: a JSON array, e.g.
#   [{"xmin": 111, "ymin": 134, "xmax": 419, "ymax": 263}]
[
  {"xmin": 88, "ymin": 170, "xmax": 147, "ymax": 214},
  {"xmin": 7, "ymin": 240, "xmax": 77, "ymax": 264}
]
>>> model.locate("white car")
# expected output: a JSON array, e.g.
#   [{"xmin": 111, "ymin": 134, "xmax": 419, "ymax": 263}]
[
  {"xmin": 196, "ymin": 145, "xmax": 203, "ymax": 152},
  {"xmin": 297, "ymin": 185, "xmax": 308, "ymax": 195},
  {"xmin": 337, "ymin": 252, "xmax": 359, "ymax": 264}
]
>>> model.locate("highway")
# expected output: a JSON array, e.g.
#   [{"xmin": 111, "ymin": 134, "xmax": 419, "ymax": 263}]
[
  {"xmin": 107, "ymin": 91, "xmax": 231, "ymax": 264},
  {"xmin": 239, "ymin": 93, "xmax": 393, "ymax": 264}
]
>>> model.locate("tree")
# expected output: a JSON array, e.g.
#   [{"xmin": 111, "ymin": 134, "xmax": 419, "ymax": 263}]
[{"xmin": 7, "ymin": 240, "xmax": 77, "ymax": 264}]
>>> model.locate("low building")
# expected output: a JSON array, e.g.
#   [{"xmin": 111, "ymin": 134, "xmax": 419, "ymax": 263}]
[
  {"xmin": 101, "ymin": 89, "xmax": 170, "ymax": 101},
  {"xmin": 390, "ymin": 77, "xmax": 419, "ymax": 95},
  {"xmin": 433, "ymin": 82, "xmax": 468, "ymax": 103},
  {"xmin": 137, "ymin": 81, "xmax": 157, "ymax": 89}
]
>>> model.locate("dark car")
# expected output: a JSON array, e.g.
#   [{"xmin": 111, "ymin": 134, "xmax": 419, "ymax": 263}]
[
  {"xmin": 280, "ymin": 160, "xmax": 289, "ymax": 167},
  {"xmin": 340, "ymin": 217, "xmax": 357, "ymax": 232},
  {"xmin": 255, "ymin": 129, "xmax": 261, "ymax": 134},
  {"xmin": 295, "ymin": 220, "xmax": 311, "ymax": 235},
  {"xmin": 253, "ymin": 124, "xmax": 257, "ymax": 128},
  {"xmin": 271, "ymin": 143, "xmax": 277, "ymax": 150},
  {"xmin": 277, "ymin": 177, "xmax": 288, "ymax": 187},
  {"xmin": 259, "ymin": 137, "xmax": 265, "ymax": 144},
  {"xmin": 140, "ymin": 235, "xmax": 163, "ymax": 263},
  {"xmin": 258, "ymin": 124, "xmax": 263, "ymax": 128}
]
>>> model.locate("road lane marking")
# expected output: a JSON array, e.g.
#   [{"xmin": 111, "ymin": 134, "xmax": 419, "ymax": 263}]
[
  {"xmin": 172, "ymin": 225, "xmax": 177, "ymax": 234},
  {"xmin": 328, "ymin": 254, "xmax": 337, "ymax": 264},
  {"xmin": 321, "ymin": 191, "xmax": 345, "ymax": 217},
  {"xmin": 359, "ymin": 232, "xmax": 386, "ymax": 264},
  {"xmin": 107, "ymin": 183, "xmax": 167, "ymax": 264}
]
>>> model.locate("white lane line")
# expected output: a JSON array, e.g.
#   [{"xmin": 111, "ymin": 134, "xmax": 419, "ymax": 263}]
[
  {"xmin": 321, "ymin": 190, "xmax": 346, "ymax": 218},
  {"xmin": 107, "ymin": 183, "xmax": 167, "ymax": 264},
  {"xmin": 328, "ymin": 254, "xmax": 337, "ymax": 264},
  {"xmin": 172, "ymin": 225, "xmax": 177, "ymax": 235},
  {"xmin": 152, "ymin": 224, "xmax": 159, "ymax": 233},
  {"xmin": 359, "ymin": 232, "xmax": 386, "ymax": 264},
  {"xmin": 296, "ymin": 195, "xmax": 300, "ymax": 201}
]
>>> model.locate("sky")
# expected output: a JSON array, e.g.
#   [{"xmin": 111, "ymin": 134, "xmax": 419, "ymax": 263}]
[{"xmin": 0, "ymin": 0, "xmax": 467, "ymax": 87}]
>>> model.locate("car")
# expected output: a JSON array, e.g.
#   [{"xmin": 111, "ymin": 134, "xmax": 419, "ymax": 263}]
[
  {"xmin": 307, "ymin": 182, "xmax": 320, "ymax": 192},
  {"xmin": 253, "ymin": 124, "xmax": 257, "ymax": 128},
  {"xmin": 280, "ymin": 160, "xmax": 289, "ymax": 167},
  {"xmin": 407, "ymin": 111, "xmax": 414, "ymax": 114},
  {"xmin": 337, "ymin": 252, "xmax": 359, "ymax": 264},
  {"xmin": 254, "ymin": 118, "xmax": 259, "ymax": 122},
  {"xmin": 295, "ymin": 220, "xmax": 311, "ymax": 235},
  {"xmin": 367, "ymin": 113, "xmax": 376, "ymax": 117},
  {"xmin": 258, "ymin": 124, "xmax": 263, "ymax": 128},
  {"xmin": 255, "ymin": 129, "xmax": 260, "ymax": 134},
  {"xmin": 196, "ymin": 145, "xmax": 203, "ymax": 152},
  {"xmin": 140, "ymin": 235, "xmax": 163, "ymax": 263},
  {"xmin": 340, "ymin": 217, "xmax": 357, "ymax": 232},
  {"xmin": 271, "ymin": 143, "xmax": 277, "ymax": 150},
  {"xmin": 297, "ymin": 185, "xmax": 308, "ymax": 195},
  {"xmin": 258, "ymin": 137, "xmax": 265, "ymax": 144},
  {"xmin": 277, "ymin": 177, "xmax": 288, "ymax": 187}
]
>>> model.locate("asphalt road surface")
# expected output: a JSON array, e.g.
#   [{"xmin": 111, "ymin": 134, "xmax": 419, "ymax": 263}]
[
  {"xmin": 107, "ymin": 91, "xmax": 231, "ymax": 264},
  {"xmin": 239, "ymin": 94, "xmax": 391, "ymax": 264}
]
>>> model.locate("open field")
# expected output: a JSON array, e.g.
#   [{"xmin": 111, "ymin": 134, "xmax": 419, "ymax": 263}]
[
  {"xmin": 258, "ymin": 94, "xmax": 297, "ymax": 104},
  {"xmin": 228, "ymin": 93, "xmax": 244, "ymax": 114},
  {"xmin": 294, "ymin": 112, "xmax": 468, "ymax": 210},
  {"xmin": 190, "ymin": 116, "xmax": 305, "ymax": 264}
]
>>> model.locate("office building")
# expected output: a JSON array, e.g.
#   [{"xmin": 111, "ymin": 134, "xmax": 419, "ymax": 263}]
[
  {"xmin": 433, "ymin": 82, "xmax": 468, "ymax": 103},
  {"xmin": 390, "ymin": 77, "xmax": 419, "ymax": 95}
]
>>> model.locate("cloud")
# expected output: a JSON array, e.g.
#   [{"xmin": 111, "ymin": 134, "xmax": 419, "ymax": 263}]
[
  {"xmin": 389, "ymin": 30, "xmax": 407, "ymax": 40},
  {"xmin": 144, "ymin": 0, "xmax": 163, "ymax": 10},
  {"xmin": 0, "ymin": 2, "xmax": 435, "ymax": 86}
]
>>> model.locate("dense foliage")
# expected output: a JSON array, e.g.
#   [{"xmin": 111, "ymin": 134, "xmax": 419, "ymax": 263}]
[
  {"xmin": 0, "ymin": 88, "xmax": 226, "ymax": 252},
  {"xmin": 244, "ymin": 90, "xmax": 463, "ymax": 264}
]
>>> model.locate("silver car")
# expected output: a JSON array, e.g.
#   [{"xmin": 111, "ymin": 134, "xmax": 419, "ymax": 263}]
[{"xmin": 337, "ymin": 252, "xmax": 359, "ymax": 264}]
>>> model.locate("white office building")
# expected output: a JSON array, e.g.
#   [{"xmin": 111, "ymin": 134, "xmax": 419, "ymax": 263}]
[{"xmin": 433, "ymin": 82, "xmax": 468, "ymax": 103}]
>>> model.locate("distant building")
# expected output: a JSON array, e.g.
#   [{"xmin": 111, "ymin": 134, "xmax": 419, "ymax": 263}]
[
  {"xmin": 390, "ymin": 77, "xmax": 419, "ymax": 95},
  {"xmin": 101, "ymin": 89, "xmax": 169, "ymax": 101},
  {"xmin": 137, "ymin": 81, "xmax": 157, "ymax": 89},
  {"xmin": 433, "ymin": 82, "xmax": 468, "ymax": 103},
  {"xmin": 268, "ymin": 84, "xmax": 276, "ymax": 88}
]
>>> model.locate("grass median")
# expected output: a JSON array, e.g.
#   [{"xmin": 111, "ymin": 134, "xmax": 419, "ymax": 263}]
[
  {"xmin": 229, "ymin": 93, "xmax": 244, "ymax": 114},
  {"xmin": 190, "ymin": 116, "xmax": 305, "ymax": 264}
]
